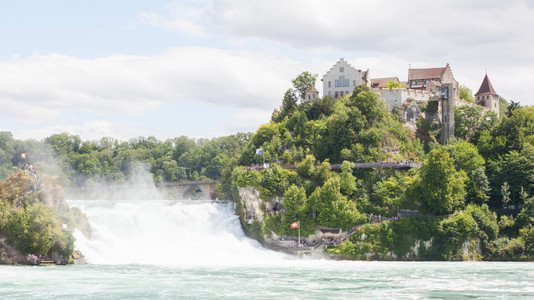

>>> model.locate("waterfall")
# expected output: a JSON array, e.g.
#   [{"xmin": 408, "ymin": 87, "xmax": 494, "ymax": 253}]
[{"xmin": 71, "ymin": 200, "xmax": 287, "ymax": 266}]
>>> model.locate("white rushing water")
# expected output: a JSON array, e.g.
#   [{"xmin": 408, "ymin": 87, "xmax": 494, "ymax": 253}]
[
  {"xmin": 71, "ymin": 199, "xmax": 288, "ymax": 266},
  {"xmin": 2, "ymin": 199, "xmax": 533, "ymax": 299}
]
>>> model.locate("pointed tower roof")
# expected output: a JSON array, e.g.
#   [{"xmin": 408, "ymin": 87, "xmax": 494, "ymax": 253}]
[
  {"xmin": 475, "ymin": 74, "xmax": 498, "ymax": 96},
  {"xmin": 306, "ymin": 85, "xmax": 318, "ymax": 93}
]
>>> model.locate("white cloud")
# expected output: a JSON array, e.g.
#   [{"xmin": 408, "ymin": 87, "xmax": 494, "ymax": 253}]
[
  {"xmin": 0, "ymin": 47, "xmax": 314, "ymax": 140},
  {"xmin": 132, "ymin": 0, "xmax": 533, "ymax": 103},
  {"xmin": 134, "ymin": 12, "xmax": 207, "ymax": 37},
  {"xmin": 13, "ymin": 120, "xmax": 156, "ymax": 142},
  {"xmin": 0, "ymin": 48, "xmax": 304, "ymax": 118},
  {"xmin": 133, "ymin": 0, "xmax": 211, "ymax": 37}
]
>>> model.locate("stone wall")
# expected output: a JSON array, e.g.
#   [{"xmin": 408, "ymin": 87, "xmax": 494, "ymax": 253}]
[{"xmin": 376, "ymin": 88, "xmax": 430, "ymax": 110}]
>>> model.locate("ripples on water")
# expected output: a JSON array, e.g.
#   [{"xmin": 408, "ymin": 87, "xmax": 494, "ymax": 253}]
[
  {"xmin": 2, "ymin": 262, "xmax": 533, "ymax": 299},
  {"xmin": 1, "ymin": 200, "xmax": 533, "ymax": 299}
]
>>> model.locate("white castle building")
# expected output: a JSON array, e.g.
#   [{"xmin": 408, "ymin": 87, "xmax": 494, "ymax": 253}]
[{"xmin": 321, "ymin": 58, "xmax": 370, "ymax": 99}]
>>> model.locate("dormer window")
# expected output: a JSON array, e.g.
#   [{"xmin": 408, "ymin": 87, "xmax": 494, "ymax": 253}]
[{"xmin": 340, "ymin": 67, "xmax": 344, "ymax": 72}]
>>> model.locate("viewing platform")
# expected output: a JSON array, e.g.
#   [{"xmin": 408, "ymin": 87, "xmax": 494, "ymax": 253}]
[{"xmin": 281, "ymin": 161, "xmax": 421, "ymax": 170}]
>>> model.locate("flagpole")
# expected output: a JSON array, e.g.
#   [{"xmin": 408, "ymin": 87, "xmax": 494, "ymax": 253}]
[{"xmin": 298, "ymin": 220, "xmax": 300, "ymax": 246}]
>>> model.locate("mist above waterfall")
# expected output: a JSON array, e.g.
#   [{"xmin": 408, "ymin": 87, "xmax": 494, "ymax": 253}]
[
  {"xmin": 71, "ymin": 200, "xmax": 287, "ymax": 266},
  {"xmin": 66, "ymin": 162, "xmax": 166, "ymax": 200}
]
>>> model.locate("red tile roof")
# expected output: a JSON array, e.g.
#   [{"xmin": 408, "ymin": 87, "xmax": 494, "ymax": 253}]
[
  {"xmin": 408, "ymin": 67, "xmax": 446, "ymax": 81},
  {"xmin": 371, "ymin": 77, "xmax": 399, "ymax": 89},
  {"xmin": 475, "ymin": 74, "xmax": 498, "ymax": 96},
  {"xmin": 306, "ymin": 86, "xmax": 318, "ymax": 93}
]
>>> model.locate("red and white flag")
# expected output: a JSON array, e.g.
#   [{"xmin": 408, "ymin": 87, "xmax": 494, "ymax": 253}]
[{"xmin": 290, "ymin": 221, "xmax": 299, "ymax": 229}]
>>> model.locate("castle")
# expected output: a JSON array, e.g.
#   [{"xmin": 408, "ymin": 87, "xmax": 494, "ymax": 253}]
[{"xmin": 316, "ymin": 58, "xmax": 500, "ymax": 143}]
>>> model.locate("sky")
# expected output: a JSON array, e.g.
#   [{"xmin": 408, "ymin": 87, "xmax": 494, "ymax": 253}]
[{"xmin": 1, "ymin": 0, "xmax": 533, "ymax": 142}]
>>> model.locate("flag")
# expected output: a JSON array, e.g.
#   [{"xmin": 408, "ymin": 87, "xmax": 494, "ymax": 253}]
[
  {"xmin": 290, "ymin": 221, "xmax": 299, "ymax": 229},
  {"xmin": 255, "ymin": 148, "xmax": 263, "ymax": 155},
  {"xmin": 20, "ymin": 153, "xmax": 26, "ymax": 159}
]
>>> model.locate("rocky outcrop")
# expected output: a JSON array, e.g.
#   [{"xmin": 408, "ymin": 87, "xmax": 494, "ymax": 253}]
[
  {"xmin": 238, "ymin": 186, "xmax": 267, "ymax": 222},
  {"xmin": 0, "ymin": 236, "xmax": 25, "ymax": 264}
]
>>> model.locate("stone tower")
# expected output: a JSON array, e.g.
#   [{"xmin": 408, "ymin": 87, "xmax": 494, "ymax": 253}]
[
  {"xmin": 304, "ymin": 86, "xmax": 319, "ymax": 102},
  {"xmin": 475, "ymin": 74, "xmax": 500, "ymax": 117},
  {"xmin": 441, "ymin": 83, "xmax": 457, "ymax": 144}
]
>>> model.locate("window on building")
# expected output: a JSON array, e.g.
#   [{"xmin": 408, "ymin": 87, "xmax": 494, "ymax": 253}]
[
  {"xmin": 340, "ymin": 67, "xmax": 344, "ymax": 72},
  {"xmin": 340, "ymin": 91, "xmax": 344, "ymax": 97},
  {"xmin": 328, "ymin": 81, "xmax": 331, "ymax": 88},
  {"xmin": 335, "ymin": 91, "xmax": 339, "ymax": 98},
  {"xmin": 335, "ymin": 76, "xmax": 349, "ymax": 87},
  {"xmin": 353, "ymin": 80, "xmax": 356, "ymax": 86}
]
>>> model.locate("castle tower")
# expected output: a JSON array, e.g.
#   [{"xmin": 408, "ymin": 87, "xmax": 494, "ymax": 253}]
[
  {"xmin": 475, "ymin": 74, "xmax": 499, "ymax": 117},
  {"xmin": 304, "ymin": 86, "xmax": 319, "ymax": 102}
]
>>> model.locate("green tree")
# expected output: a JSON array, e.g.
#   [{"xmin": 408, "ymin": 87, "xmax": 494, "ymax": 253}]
[
  {"xmin": 414, "ymin": 148, "xmax": 467, "ymax": 215},
  {"xmin": 315, "ymin": 177, "xmax": 360, "ymax": 230},
  {"xmin": 0, "ymin": 131, "xmax": 18, "ymax": 180},
  {"xmin": 499, "ymin": 97, "xmax": 509, "ymax": 118},
  {"xmin": 349, "ymin": 86, "xmax": 384, "ymax": 124},
  {"xmin": 454, "ymin": 105, "xmax": 497, "ymax": 143},
  {"xmin": 296, "ymin": 154, "xmax": 316, "ymax": 179},
  {"xmin": 339, "ymin": 161, "xmax": 356, "ymax": 196},
  {"xmin": 385, "ymin": 80, "xmax": 404, "ymax": 91},
  {"xmin": 506, "ymin": 100, "xmax": 521, "ymax": 118},
  {"xmin": 283, "ymin": 185, "xmax": 309, "ymax": 229},
  {"xmin": 459, "ymin": 85, "xmax": 474, "ymax": 103},
  {"xmin": 291, "ymin": 71, "xmax": 318, "ymax": 101}
]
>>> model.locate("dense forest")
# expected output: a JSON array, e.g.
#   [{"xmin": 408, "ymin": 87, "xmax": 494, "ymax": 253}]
[
  {"xmin": 231, "ymin": 73, "xmax": 534, "ymax": 260},
  {"xmin": 0, "ymin": 131, "xmax": 251, "ymax": 199}
]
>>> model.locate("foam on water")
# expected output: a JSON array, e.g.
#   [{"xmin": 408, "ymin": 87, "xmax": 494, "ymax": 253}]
[{"xmin": 71, "ymin": 199, "xmax": 288, "ymax": 266}]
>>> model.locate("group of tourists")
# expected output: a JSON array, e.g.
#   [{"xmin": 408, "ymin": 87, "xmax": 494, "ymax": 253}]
[
  {"xmin": 369, "ymin": 213, "xmax": 401, "ymax": 223},
  {"xmin": 378, "ymin": 160, "xmax": 415, "ymax": 166},
  {"xmin": 17, "ymin": 162, "xmax": 44, "ymax": 191}
]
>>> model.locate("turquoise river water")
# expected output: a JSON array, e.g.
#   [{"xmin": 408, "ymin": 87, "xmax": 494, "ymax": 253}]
[{"xmin": 1, "ymin": 200, "xmax": 533, "ymax": 299}]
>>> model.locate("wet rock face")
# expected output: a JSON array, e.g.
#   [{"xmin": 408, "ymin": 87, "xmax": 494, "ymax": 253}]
[{"xmin": 238, "ymin": 186, "xmax": 265, "ymax": 222}]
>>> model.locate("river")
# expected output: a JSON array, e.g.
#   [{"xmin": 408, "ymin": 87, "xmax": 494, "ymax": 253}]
[{"xmin": 1, "ymin": 200, "xmax": 533, "ymax": 299}]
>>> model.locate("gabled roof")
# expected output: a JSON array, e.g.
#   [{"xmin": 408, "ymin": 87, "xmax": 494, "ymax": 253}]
[
  {"xmin": 322, "ymin": 58, "xmax": 365, "ymax": 79},
  {"xmin": 475, "ymin": 74, "xmax": 498, "ymax": 96},
  {"xmin": 371, "ymin": 77, "xmax": 400, "ymax": 89},
  {"xmin": 408, "ymin": 67, "xmax": 446, "ymax": 81}
]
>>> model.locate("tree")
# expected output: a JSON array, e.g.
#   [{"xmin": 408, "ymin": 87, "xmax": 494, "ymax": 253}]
[
  {"xmin": 385, "ymin": 80, "xmax": 404, "ymax": 91},
  {"xmin": 349, "ymin": 86, "xmax": 384, "ymax": 124},
  {"xmin": 339, "ymin": 161, "xmax": 356, "ymax": 196},
  {"xmin": 499, "ymin": 97, "xmax": 509, "ymax": 118},
  {"xmin": 506, "ymin": 100, "xmax": 521, "ymax": 118},
  {"xmin": 448, "ymin": 141, "xmax": 485, "ymax": 174},
  {"xmin": 283, "ymin": 185, "xmax": 309, "ymax": 227},
  {"xmin": 291, "ymin": 71, "xmax": 318, "ymax": 101},
  {"xmin": 314, "ymin": 177, "xmax": 360, "ymax": 230},
  {"xmin": 413, "ymin": 148, "xmax": 467, "ymax": 215},
  {"xmin": 296, "ymin": 154, "xmax": 316, "ymax": 179},
  {"xmin": 454, "ymin": 105, "xmax": 497, "ymax": 143},
  {"xmin": 459, "ymin": 85, "xmax": 474, "ymax": 103},
  {"xmin": 0, "ymin": 131, "xmax": 18, "ymax": 180},
  {"xmin": 501, "ymin": 181, "xmax": 511, "ymax": 209}
]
